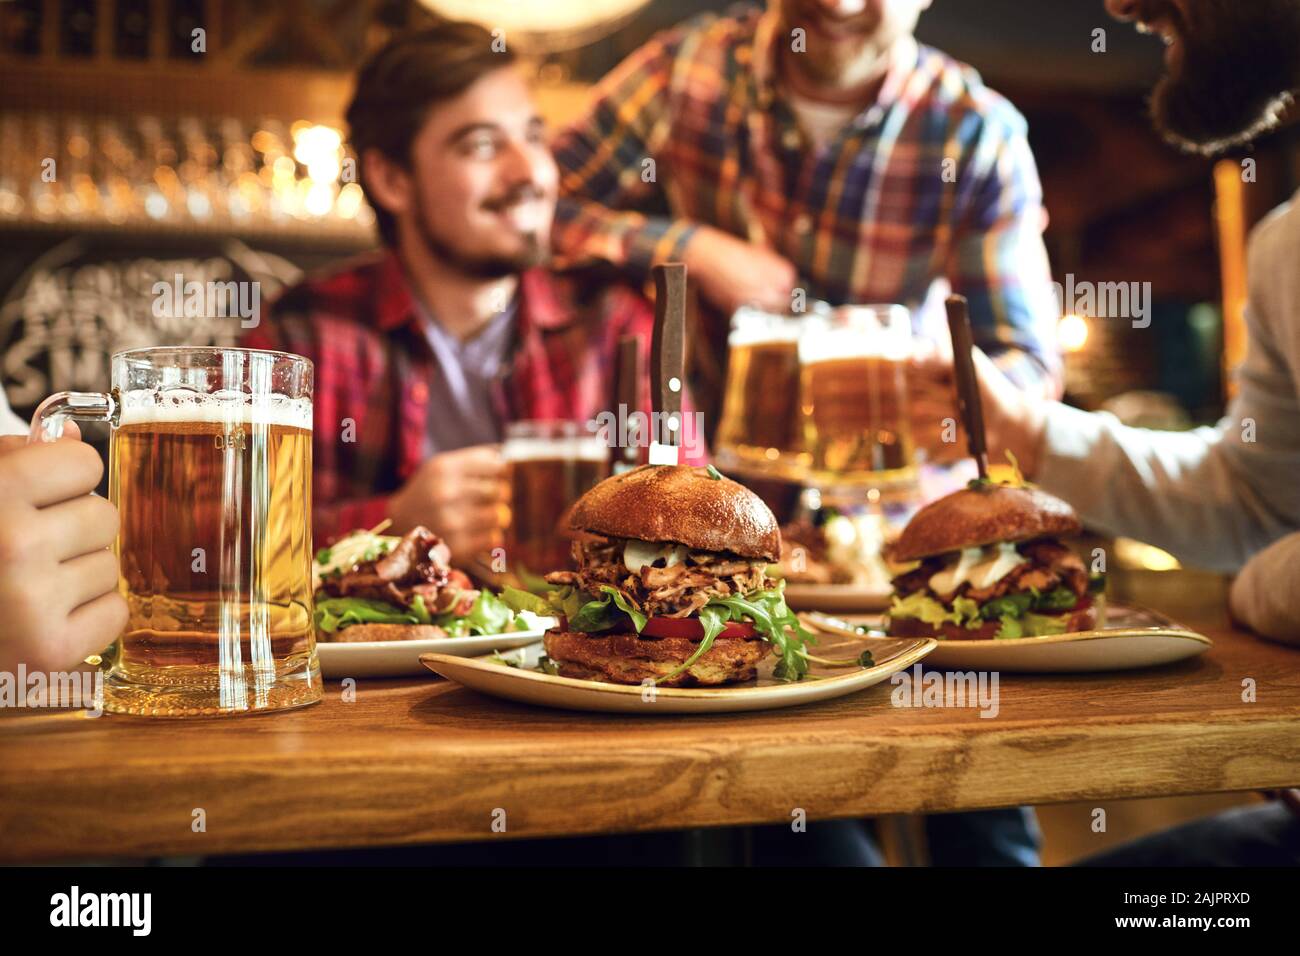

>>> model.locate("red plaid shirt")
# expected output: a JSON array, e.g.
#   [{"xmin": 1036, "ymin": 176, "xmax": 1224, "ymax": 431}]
[{"xmin": 243, "ymin": 251, "xmax": 703, "ymax": 545}]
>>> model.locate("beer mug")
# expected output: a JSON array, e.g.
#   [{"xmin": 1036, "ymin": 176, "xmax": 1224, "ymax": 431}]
[
  {"xmin": 714, "ymin": 307, "xmax": 810, "ymax": 482},
  {"xmin": 799, "ymin": 304, "xmax": 917, "ymax": 501},
  {"xmin": 503, "ymin": 420, "xmax": 610, "ymax": 574},
  {"xmin": 31, "ymin": 347, "xmax": 320, "ymax": 717}
]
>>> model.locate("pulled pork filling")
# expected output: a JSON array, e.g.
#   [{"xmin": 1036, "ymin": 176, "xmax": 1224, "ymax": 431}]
[
  {"xmin": 892, "ymin": 538, "xmax": 1088, "ymax": 605},
  {"xmin": 545, "ymin": 535, "xmax": 772, "ymax": 618},
  {"xmin": 319, "ymin": 526, "xmax": 476, "ymax": 615}
]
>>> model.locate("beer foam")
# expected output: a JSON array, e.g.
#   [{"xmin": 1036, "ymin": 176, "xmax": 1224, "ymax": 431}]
[
  {"xmin": 728, "ymin": 307, "xmax": 803, "ymax": 347},
  {"xmin": 799, "ymin": 307, "xmax": 912, "ymax": 363},
  {"xmin": 118, "ymin": 388, "xmax": 313, "ymax": 430},
  {"xmin": 503, "ymin": 435, "xmax": 608, "ymax": 462}
]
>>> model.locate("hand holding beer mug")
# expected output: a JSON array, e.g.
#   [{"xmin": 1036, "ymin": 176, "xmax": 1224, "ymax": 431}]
[
  {"xmin": 30, "ymin": 347, "xmax": 320, "ymax": 717},
  {"xmin": 799, "ymin": 304, "xmax": 918, "ymax": 503},
  {"xmin": 503, "ymin": 420, "xmax": 610, "ymax": 576}
]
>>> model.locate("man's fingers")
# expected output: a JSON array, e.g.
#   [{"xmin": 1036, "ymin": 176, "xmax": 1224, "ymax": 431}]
[
  {"xmin": 41, "ymin": 494, "xmax": 119, "ymax": 560},
  {"xmin": 439, "ymin": 444, "xmax": 505, "ymax": 478},
  {"xmin": 451, "ymin": 531, "xmax": 501, "ymax": 562},
  {"xmin": 60, "ymin": 548, "xmax": 121, "ymax": 611},
  {"xmin": 59, "ymin": 591, "xmax": 128, "ymax": 668},
  {"xmin": 0, "ymin": 440, "xmax": 103, "ymax": 507},
  {"xmin": 0, "ymin": 435, "xmax": 25, "ymax": 457}
]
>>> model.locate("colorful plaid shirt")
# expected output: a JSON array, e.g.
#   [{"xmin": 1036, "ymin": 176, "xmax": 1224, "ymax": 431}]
[
  {"xmin": 243, "ymin": 252, "xmax": 701, "ymax": 545},
  {"xmin": 551, "ymin": 4, "xmax": 1062, "ymax": 392}
]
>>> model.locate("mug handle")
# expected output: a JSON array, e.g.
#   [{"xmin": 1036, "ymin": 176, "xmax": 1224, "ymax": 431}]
[{"xmin": 29, "ymin": 390, "xmax": 119, "ymax": 444}]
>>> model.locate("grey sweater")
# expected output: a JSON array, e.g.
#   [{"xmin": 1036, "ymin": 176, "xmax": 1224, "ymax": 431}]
[{"xmin": 1037, "ymin": 192, "xmax": 1300, "ymax": 645}]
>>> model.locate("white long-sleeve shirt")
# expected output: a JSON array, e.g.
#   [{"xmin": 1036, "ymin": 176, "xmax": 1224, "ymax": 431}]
[
  {"xmin": 1037, "ymin": 192, "xmax": 1300, "ymax": 645},
  {"xmin": 0, "ymin": 386, "xmax": 25, "ymax": 436}
]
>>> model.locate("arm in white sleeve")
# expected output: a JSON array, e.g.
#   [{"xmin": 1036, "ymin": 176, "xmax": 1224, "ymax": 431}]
[
  {"xmin": 1035, "ymin": 225, "xmax": 1300, "ymax": 572},
  {"xmin": 1229, "ymin": 533, "xmax": 1300, "ymax": 646},
  {"xmin": 0, "ymin": 386, "xmax": 26, "ymax": 436}
]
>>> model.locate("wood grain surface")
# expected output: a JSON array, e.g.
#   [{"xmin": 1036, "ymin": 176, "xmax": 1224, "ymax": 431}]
[{"xmin": 1, "ymin": 570, "xmax": 1297, "ymax": 862}]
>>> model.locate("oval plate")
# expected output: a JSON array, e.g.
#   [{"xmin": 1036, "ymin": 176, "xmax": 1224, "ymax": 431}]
[
  {"xmin": 802, "ymin": 605, "xmax": 1211, "ymax": 673},
  {"xmin": 419, "ymin": 633, "xmax": 936, "ymax": 714},
  {"xmin": 317, "ymin": 616, "xmax": 554, "ymax": 678}
]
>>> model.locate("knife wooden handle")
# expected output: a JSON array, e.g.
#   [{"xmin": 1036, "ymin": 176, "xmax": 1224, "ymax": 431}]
[
  {"xmin": 945, "ymin": 294, "xmax": 990, "ymax": 479},
  {"xmin": 613, "ymin": 335, "xmax": 641, "ymax": 468},
  {"xmin": 651, "ymin": 262, "xmax": 686, "ymax": 447}
]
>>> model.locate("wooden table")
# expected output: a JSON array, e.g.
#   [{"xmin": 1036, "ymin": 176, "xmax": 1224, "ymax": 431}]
[{"xmin": 2, "ymin": 570, "xmax": 1297, "ymax": 863}]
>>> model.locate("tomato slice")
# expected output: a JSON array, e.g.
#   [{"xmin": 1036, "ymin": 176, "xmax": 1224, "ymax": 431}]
[{"xmin": 640, "ymin": 616, "xmax": 756, "ymax": 640}]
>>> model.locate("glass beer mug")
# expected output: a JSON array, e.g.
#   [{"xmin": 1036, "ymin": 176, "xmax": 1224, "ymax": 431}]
[
  {"xmin": 799, "ymin": 304, "xmax": 918, "ymax": 503},
  {"xmin": 714, "ymin": 307, "xmax": 810, "ymax": 482},
  {"xmin": 31, "ymin": 347, "xmax": 321, "ymax": 717}
]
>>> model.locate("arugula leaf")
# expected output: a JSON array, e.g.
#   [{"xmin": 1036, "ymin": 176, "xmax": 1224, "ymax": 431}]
[
  {"xmin": 568, "ymin": 592, "xmax": 623, "ymax": 632},
  {"xmin": 600, "ymin": 586, "xmax": 647, "ymax": 632},
  {"xmin": 410, "ymin": 594, "xmax": 433, "ymax": 625},
  {"xmin": 656, "ymin": 605, "xmax": 728, "ymax": 684},
  {"xmin": 563, "ymin": 586, "xmax": 646, "ymax": 633},
  {"xmin": 703, "ymin": 586, "xmax": 814, "ymax": 682}
]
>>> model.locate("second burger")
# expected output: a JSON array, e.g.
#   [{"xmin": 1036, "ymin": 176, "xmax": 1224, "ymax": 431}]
[{"xmin": 504, "ymin": 464, "xmax": 815, "ymax": 686}]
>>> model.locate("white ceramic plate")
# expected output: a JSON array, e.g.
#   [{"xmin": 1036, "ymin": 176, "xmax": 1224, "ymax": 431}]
[
  {"xmin": 317, "ymin": 614, "xmax": 554, "ymax": 678},
  {"xmin": 801, "ymin": 605, "xmax": 1212, "ymax": 673},
  {"xmin": 783, "ymin": 583, "xmax": 892, "ymax": 614},
  {"xmin": 419, "ymin": 632, "xmax": 936, "ymax": 714}
]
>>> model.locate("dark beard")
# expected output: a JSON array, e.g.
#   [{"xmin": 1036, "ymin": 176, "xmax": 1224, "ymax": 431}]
[
  {"xmin": 1149, "ymin": 0, "xmax": 1300, "ymax": 155},
  {"xmin": 411, "ymin": 179, "xmax": 550, "ymax": 279}
]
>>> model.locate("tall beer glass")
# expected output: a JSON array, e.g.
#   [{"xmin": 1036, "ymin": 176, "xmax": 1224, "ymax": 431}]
[
  {"xmin": 714, "ymin": 307, "xmax": 809, "ymax": 482},
  {"xmin": 31, "ymin": 347, "xmax": 320, "ymax": 717},
  {"xmin": 799, "ymin": 305, "xmax": 917, "ymax": 502},
  {"xmin": 503, "ymin": 420, "xmax": 609, "ymax": 574}
]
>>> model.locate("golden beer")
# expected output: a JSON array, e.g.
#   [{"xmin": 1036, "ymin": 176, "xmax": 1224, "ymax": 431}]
[
  {"xmin": 714, "ymin": 309, "xmax": 809, "ymax": 481},
  {"xmin": 109, "ymin": 414, "xmax": 315, "ymax": 711},
  {"xmin": 504, "ymin": 422, "xmax": 609, "ymax": 573},
  {"xmin": 799, "ymin": 305, "xmax": 917, "ymax": 499},
  {"xmin": 33, "ymin": 346, "xmax": 321, "ymax": 716},
  {"xmin": 801, "ymin": 354, "xmax": 915, "ymax": 483}
]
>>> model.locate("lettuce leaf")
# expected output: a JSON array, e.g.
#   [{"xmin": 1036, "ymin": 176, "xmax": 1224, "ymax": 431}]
[
  {"xmin": 994, "ymin": 615, "xmax": 1023, "ymax": 640},
  {"xmin": 889, "ymin": 592, "xmax": 984, "ymax": 629},
  {"xmin": 499, "ymin": 585, "xmax": 551, "ymax": 615},
  {"xmin": 318, "ymin": 590, "xmax": 523, "ymax": 638},
  {"xmin": 1021, "ymin": 612, "xmax": 1073, "ymax": 637},
  {"xmin": 461, "ymin": 590, "xmax": 517, "ymax": 635},
  {"xmin": 314, "ymin": 597, "xmax": 425, "ymax": 634},
  {"xmin": 563, "ymin": 585, "xmax": 647, "ymax": 633}
]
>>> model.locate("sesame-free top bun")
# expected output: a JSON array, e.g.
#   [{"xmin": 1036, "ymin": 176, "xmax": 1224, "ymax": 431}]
[
  {"xmin": 890, "ymin": 483, "xmax": 1082, "ymax": 561},
  {"xmin": 568, "ymin": 464, "xmax": 781, "ymax": 561}
]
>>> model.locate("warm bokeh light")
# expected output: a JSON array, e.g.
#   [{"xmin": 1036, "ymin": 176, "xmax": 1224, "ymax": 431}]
[
  {"xmin": 1058, "ymin": 313, "xmax": 1090, "ymax": 352},
  {"xmin": 1113, "ymin": 537, "xmax": 1182, "ymax": 571}
]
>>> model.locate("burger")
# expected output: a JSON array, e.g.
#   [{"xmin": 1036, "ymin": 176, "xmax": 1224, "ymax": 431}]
[
  {"xmin": 503, "ymin": 464, "xmax": 814, "ymax": 686},
  {"xmin": 313, "ymin": 524, "xmax": 526, "ymax": 642},
  {"xmin": 886, "ymin": 481, "xmax": 1105, "ymax": 641}
]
